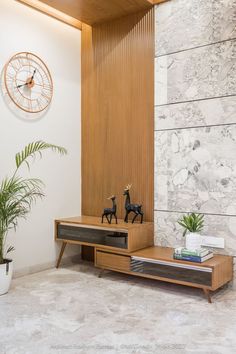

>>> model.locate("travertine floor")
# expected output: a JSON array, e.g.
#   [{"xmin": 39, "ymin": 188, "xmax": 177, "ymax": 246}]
[{"xmin": 0, "ymin": 262, "xmax": 236, "ymax": 354}]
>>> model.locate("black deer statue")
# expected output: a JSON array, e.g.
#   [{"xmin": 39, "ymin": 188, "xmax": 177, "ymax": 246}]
[
  {"xmin": 101, "ymin": 195, "xmax": 118, "ymax": 224},
  {"xmin": 123, "ymin": 184, "xmax": 144, "ymax": 223}
]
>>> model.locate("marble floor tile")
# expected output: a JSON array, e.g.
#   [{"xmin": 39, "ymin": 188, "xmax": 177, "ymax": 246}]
[{"xmin": 1, "ymin": 263, "xmax": 236, "ymax": 354}]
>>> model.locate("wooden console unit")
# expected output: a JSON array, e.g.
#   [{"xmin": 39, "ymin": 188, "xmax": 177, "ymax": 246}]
[
  {"xmin": 55, "ymin": 216, "xmax": 233, "ymax": 303},
  {"xmin": 55, "ymin": 216, "xmax": 154, "ymax": 267},
  {"xmin": 95, "ymin": 247, "xmax": 233, "ymax": 303}
]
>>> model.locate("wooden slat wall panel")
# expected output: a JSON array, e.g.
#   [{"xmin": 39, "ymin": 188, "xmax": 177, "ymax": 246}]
[{"xmin": 82, "ymin": 9, "xmax": 154, "ymax": 222}]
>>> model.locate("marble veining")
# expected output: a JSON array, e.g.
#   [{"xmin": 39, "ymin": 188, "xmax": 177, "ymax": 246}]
[
  {"xmin": 154, "ymin": 0, "xmax": 236, "ymax": 264},
  {"xmin": 155, "ymin": 126, "xmax": 236, "ymax": 215},
  {"xmin": 0, "ymin": 264, "xmax": 236, "ymax": 354},
  {"xmin": 155, "ymin": 39, "xmax": 236, "ymax": 106},
  {"xmin": 154, "ymin": 210, "xmax": 236, "ymax": 257},
  {"xmin": 155, "ymin": 96, "xmax": 236, "ymax": 131},
  {"xmin": 155, "ymin": 0, "xmax": 236, "ymax": 56}
]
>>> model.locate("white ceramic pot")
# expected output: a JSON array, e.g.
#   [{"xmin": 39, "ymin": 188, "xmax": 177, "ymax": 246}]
[
  {"xmin": 0, "ymin": 260, "xmax": 13, "ymax": 295},
  {"xmin": 185, "ymin": 232, "xmax": 202, "ymax": 251}
]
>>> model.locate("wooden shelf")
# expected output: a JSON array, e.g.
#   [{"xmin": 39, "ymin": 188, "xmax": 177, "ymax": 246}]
[
  {"xmin": 132, "ymin": 246, "xmax": 231, "ymax": 269},
  {"xmin": 55, "ymin": 215, "xmax": 153, "ymax": 231}
]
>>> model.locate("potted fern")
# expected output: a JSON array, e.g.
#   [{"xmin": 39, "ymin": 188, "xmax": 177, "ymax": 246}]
[
  {"xmin": 178, "ymin": 213, "xmax": 204, "ymax": 250},
  {"xmin": 0, "ymin": 141, "xmax": 67, "ymax": 295}
]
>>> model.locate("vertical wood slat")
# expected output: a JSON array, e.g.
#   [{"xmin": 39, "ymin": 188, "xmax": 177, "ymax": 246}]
[{"xmin": 82, "ymin": 9, "xmax": 154, "ymax": 222}]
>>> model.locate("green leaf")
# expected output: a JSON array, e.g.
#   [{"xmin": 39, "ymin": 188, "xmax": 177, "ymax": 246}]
[
  {"xmin": 0, "ymin": 141, "xmax": 67, "ymax": 263},
  {"xmin": 177, "ymin": 213, "xmax": 205, "ymax": 235},
  {"xmin": 7, "ymin": 245, "xmax": 15, "ymax": 254},
  {"xmin": 178, "ymin": 221, "xmax": 187, "ymax": 229},
  {"xmin": 15, "ymin": 141, "xmax": 67, "ymax": 170}
]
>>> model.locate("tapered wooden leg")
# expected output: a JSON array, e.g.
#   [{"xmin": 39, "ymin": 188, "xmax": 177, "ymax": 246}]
[
  {"xmin": 56, "ymin": 242, "xmax": 67, "ymax": 268},
  {"xmin": 203, "ymin": 288, "xmax": 212, "ymax": 303}
]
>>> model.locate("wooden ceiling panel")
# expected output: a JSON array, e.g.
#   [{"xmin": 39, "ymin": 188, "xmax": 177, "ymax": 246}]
[
  {"xmin": 153, "ymin": 0, "xmax": 170, "ymax": 4},
  {"xmin": 39, "ymin": 0, "xmax": 153, "ymax": 25}
]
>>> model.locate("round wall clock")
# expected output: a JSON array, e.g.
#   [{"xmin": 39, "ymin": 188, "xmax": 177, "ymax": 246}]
[{"xmin": 4, "ymin": 52, "xmax": 53, "ymax": 113}]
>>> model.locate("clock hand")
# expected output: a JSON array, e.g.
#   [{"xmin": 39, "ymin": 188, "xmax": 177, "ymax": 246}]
[
  {"xmin": 17, "ymin": 69, "xmax": 36, "ymax": 89},
  {"xmin": 17, "ymin": 83, "xmax": 28, "ymax": 88},
  {"xmin": 30, "ymin": 69, "xmax": 36, "ymax": 83}
]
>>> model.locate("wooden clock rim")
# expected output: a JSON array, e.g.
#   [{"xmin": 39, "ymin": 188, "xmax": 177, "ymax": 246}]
[{"xmin": 4, "ymin": 51, "xmax": 53, "ymax": 114}]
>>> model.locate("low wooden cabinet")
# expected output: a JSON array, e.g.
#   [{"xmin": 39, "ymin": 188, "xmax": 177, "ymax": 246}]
[
  {"xmin": 55, "ymin": 216, "xmax": 154, "ymax": 267},
  {"xmin": 94, "ymin": 247, "xmax": 233, "ymax": 303},
  {"xmin": 55, "ymin": 216, "xmax": 233, "ymax": 303}
]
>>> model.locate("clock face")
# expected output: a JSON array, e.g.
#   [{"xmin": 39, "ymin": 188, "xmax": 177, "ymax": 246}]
[{"xmin": 4, "ymin": 52, "xmax": 53, "ymax": 113}]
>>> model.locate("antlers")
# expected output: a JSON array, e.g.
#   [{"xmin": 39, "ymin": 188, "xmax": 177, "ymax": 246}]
[
  {"xmin": 107, "ymin": 184, "xmax": 132, "ymax": 198},
  {"xmin": 124, "ymin": 184, "xmax": 132, "ymax": 191}
]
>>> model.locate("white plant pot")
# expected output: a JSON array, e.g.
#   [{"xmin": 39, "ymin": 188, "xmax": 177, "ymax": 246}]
[
  {"xmin": 185, "ymin": 232, "xmax": 202, "ymax": 251},
  {"xmin": 0, "ymin": 260, "xmax": 13, "ymax": 295}
]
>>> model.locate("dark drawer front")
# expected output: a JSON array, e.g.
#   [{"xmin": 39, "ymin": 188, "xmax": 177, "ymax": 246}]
[
  {"xmin": 57, "ymin": 224, "xmax": 128, "ymax": 249},
  {"xmin": 131, "ymin": 258, "xmax": 212, "ymax": 286}
]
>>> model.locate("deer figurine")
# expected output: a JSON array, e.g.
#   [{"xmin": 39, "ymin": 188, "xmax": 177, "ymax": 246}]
[
  {"xmin": 123, "ymin": 184, "xmax": 144, "ymax": 223},
  {"xmin": 101, "ymin": 195, "xmax": 118, "ymax": 224}
]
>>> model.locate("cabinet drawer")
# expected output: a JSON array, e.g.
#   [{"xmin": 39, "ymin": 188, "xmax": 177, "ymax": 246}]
[
  {"xmin": 131, "ymin": 257, "xmax": 212, "ymax": 286},
  {"xmin": 96, "ymin": 251, "xmax": 130, "ymax": 272},
  {"xmin": 57, "ymin": 224, "xmax": 128, "ymax": 249}
]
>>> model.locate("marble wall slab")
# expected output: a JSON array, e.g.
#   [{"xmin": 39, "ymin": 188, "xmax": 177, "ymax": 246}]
[
  {"xmin": 155, "ymin": 39, "xmax": 236, "ymax": 106},
  {"xmin": 155, "ymin": 96, "xmax": 236, "ymax": 131},
  {"xmin": 155, "ymin": 0, "xmax": 236, "ymax": 56},
  {"xmin": 154, "ymin": 210, "xmax": 236, "ymax": 256},
  {"xmin": 155, "ymin": 125, "xmax": 236, "ymax": 215},
  {"xmin": 154, "ymin": 0, "xmax": 236, "ymax": 261}
]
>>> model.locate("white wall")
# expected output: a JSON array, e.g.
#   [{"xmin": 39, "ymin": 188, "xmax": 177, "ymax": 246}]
[{"xmin": 0, "ymin": 0, "xmax": 81, "ymax": 276}]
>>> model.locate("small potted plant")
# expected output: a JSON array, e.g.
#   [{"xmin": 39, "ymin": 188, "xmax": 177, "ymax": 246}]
[
  {"xmin": 177, "ymin": 213, "xmax": 204, "ymax": 250},
  {"xmin": 0, "ymin": 141, "xmax": 67, "ymax": 295}
]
